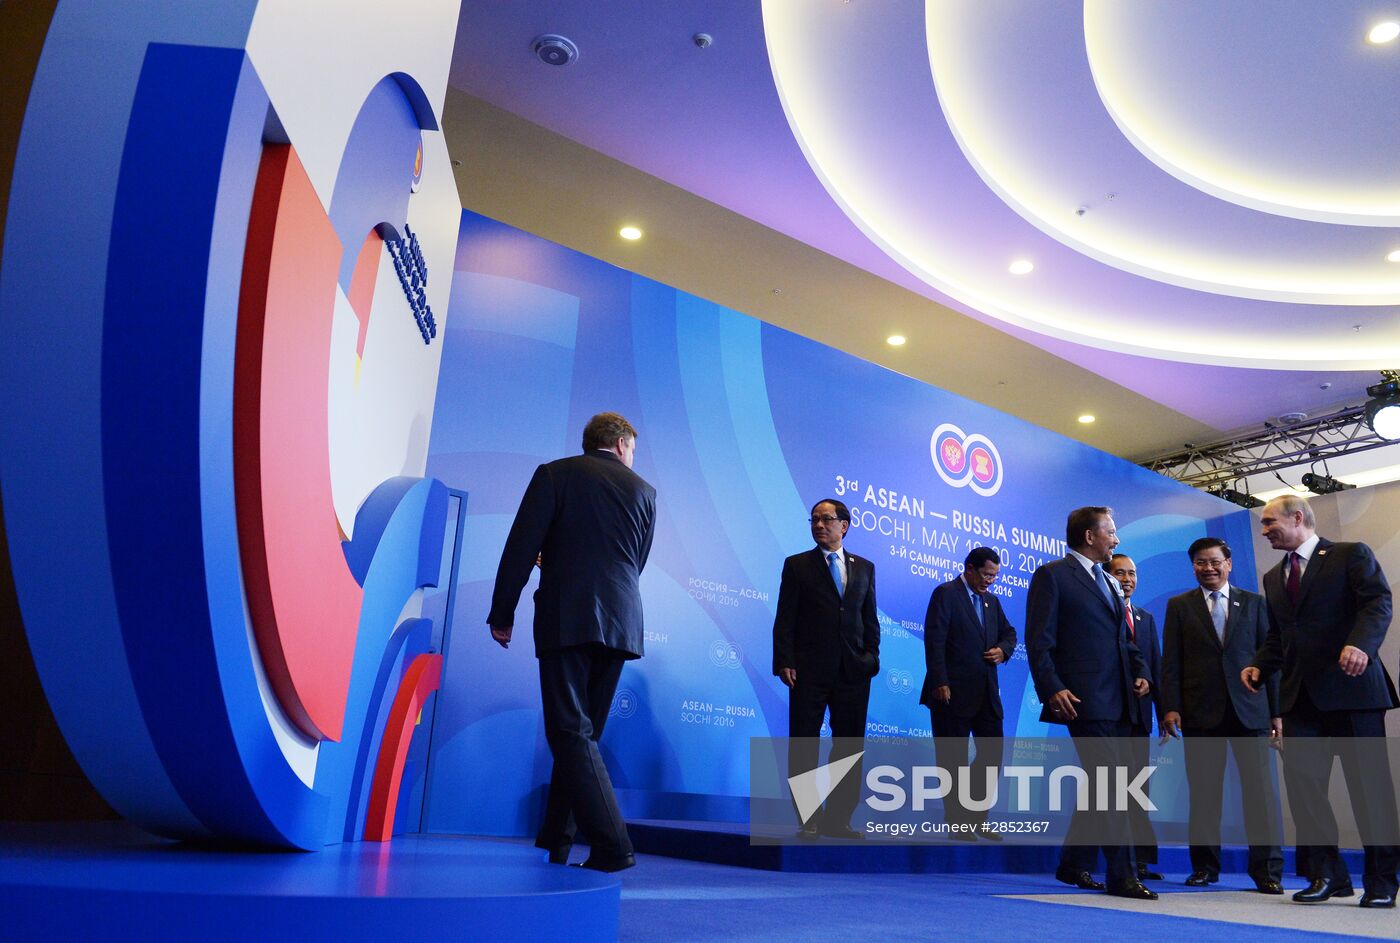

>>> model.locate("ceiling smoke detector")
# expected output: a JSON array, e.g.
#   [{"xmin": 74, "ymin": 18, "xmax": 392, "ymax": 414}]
[{"xmin": 531, "ymin": 34, "xmax": 579, "ymax": 66}]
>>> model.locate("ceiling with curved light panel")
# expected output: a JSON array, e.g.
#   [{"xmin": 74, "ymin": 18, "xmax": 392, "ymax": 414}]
[{"xmin": 763, "ymin": 0, "xmax": 1400, "ymax": 367}]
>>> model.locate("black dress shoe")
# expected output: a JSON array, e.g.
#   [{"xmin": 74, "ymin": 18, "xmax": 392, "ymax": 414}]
[
  {"xmin": 1107, "ymin": 880, "xmax": 1159, "ymax": 901},
  {"xmin": 1055, "ymin": 867, "xmax": 1106, "ymax": 890},
  {"xmin": 820, "ymin": 824, "xmax": 865, "ymax": 840},
  {"xmin": 1359, "ymin": 890, "xmax": 1397, "ymax": 908},
  {"xmin": 546, "ymin": 845, "xmax": 571, "ymax": 865},
  {"xmin": 796, "ymin": 824, "xmax": 820, "ymax": 841},
  {"xmin": 1292, "ymin": 878, "xmax": 1354, "ymax": 902},
  {"xmin": 575, "ymin": 853, "xmax": 636, "ymax": 873},
  {"xmin": 1136, "ymin": 865, "xmax": 1164, "ymax": 881},
  {"xmin": 1254, "ymin": 880, "xmax": 1284, "ymax": 895},
  {"xmin": 1184, "ymin": 870, "xmax": 1218, "ymax": 887}
]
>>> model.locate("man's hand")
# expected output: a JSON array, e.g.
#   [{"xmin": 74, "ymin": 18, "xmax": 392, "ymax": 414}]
[
  {"xmin": 779, "ymin": 667, "xmax": 797, "ymax": 688},
  {"xmin": 1047, "ymin": 688, "xmax": 1080, "ymax": 721},
  {"xmin": 489, "ymin": 624, "xmax": 513, "ymax": 649},
  {"xmin": 1133, "ymin": 677, "xmax": 1151, "ymax": 697},
  {"xmin": 982, "ymin": 647, "xmax": 1006, "ymax": 665},
  {"xmin": 1240, "ymin": 666, "xmax": 1262, "ymax": 693},
  {"xmin": 1339, "ymin": 645, "xmax": 1369, "ymax": 677},
  {"xmin": 934, "ymin": 685, "xmax": 952, "ymax": 704},
  {"xmin": 1161, "ymin": 710, "xmax": 1182, "ymax": 742},
  {"xmin": 1269, "ymin": 716, "xmax": 1283, "ymax": 751}
]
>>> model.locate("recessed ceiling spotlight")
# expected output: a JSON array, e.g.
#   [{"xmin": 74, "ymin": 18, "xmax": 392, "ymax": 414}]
[
  {"xmin": 532, "ymin": 34, "xmax": 579, "ymax": 66},
  {"xmin": 1077, "ymin": 414, "xmax": 1095, "ymax": 424},
  {"xmin": 886, "ymin": 334, "xmax": 907, "ymax": 347},
  {"xmin": 619, "ymin": 225, "xmax": 642, "ymax": 241},
  {"xmin": 1368, "ymin": 21, "xmax": 1400, "ymax": 44},
  {"xmin": 1008, "ymin": 259, "xmax": 1034, "ymax": 275},
  {"xmin": 1387, "ymin": 248, "xmax": 1400, "ymax": 262}
]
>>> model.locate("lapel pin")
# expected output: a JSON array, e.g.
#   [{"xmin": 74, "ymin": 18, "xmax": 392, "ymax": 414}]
[
  {"xmin": 1317, "ymin": 549, "xmax": 1328, "ymax": 556},
  {"xmin": 1232, "ymin": 600, "xmax": 1240, "ymax": 607}
]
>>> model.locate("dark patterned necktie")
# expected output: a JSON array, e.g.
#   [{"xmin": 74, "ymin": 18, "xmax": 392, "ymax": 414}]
[{"xmin": 1286, "ymin": 552, "xmax": 1301, "ymax": 605}]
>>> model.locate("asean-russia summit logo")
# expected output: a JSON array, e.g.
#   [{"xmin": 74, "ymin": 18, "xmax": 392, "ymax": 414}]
[{"xmin": 930, "ymin": 423, "xmax": 1004, "ymax": 497}]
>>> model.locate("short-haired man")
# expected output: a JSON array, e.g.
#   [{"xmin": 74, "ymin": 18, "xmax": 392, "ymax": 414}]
[
  {"xmin": 920, "ymin": 546, "xmax": 1018, "ymax": 839},
  {"xmin": 1027, "ymin": 506, "xmax": 1156, "ymax": 900},
  {"xmin": 1243, "ymin": 494, "xmax": 1399, "ymax": 907},
  {"xmin": 1108, "ymin": 552, "xmax": 1165, "ymax": 883},
  {"xmin": 488, "ymin": 412, "xmax": 657, "ymax": 872},
  {"xmin": 773, "ymin": 499, "xmax": 881, "ymax": 839},
  {"xmin": 1160, "ymin": 537, "xmax": 1283, "ymax": 894}
]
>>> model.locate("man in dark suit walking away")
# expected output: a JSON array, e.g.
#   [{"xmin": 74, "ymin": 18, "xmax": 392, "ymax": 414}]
[
  {"xmin": 1109, "ymin": 552, "xmax": 1165, "ymax": 883},
  {"xmin": 773, "ymin": 499, "xmax": 881, "ymax": 839},
  {"xmin": 921, "ymin": 546, "xmax": 1017, "ymax": 840},
  {"xmin": 1160, "ymin": 537, "xmax": 1284, "ymax": 894},
  {"xmin": 488, "ymin": 412, "xmax": 657, "ymax": 873},
  {"xmin": 1027, "ymin": 506, "xmax": 1156, "ymax": 900},
  {"xmin": 1243, "ymin": 494, "xmax": 1399, "ymax": 908}
]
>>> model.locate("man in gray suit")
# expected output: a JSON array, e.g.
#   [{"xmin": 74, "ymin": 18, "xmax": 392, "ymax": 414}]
[
  {"xmin": 1160, "ymin": 537, "xmax": 1283, "ymax": 894},
  {"xmin": 489, "ymin": 412, "xmax": 657, "ymax": 872}
]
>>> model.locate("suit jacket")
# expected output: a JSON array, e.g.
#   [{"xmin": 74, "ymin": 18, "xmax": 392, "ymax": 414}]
[
  {"xmin": 488, "ymin": 451, "xmax": 657, "ymax": 658},
  {"xmin": 772, "ymin": 547, "xmax": 880, "ymax": 682},
  {"xmin": 919, "ymin": 576, "xmax": 1017, "ymax": 717},
  {"xmin": 1252, "ymin": 538, "xmax": 1399, "ymax": 713},
  {"xmin": 1026, "ymin": 555, "xmax": 1150, "ymax": 726},
  {"xmin": 1161, "ymin": 586, "xmax": 1279, "ymax": 730},
  {"xmin": 1129, "ymin": 604, "xmax": 1165, "ymax": 733}
]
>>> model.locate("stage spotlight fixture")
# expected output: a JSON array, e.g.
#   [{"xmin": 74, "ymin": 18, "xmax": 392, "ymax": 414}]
[
  {"xmin": 1210, "ymin": 488, "xmax": 1263, "ymax": 509},
  {"xmin": 1364, "ymin": 370, "xmax": 1400, "ymax": 440},
  {"xmin": 1301, "ymin": 472, "xmax": 1355, "ymax": 495}
]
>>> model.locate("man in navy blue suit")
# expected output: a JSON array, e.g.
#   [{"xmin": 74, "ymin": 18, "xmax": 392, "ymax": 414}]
[
  {"xmin": 1243, "ymin": 494, "xmax": 1399, "ymax": 908},
  {"xmin": 1109, "ymin": 552, "xmax": 1164, "ymax": 883},
  {"xmin": 488, "ymin": 412, "xmax": 657, "ymax": 873},
  {"xmin": 1160, "ymin": 537, "xmax": 1283, "ymax": 894},
  {"xmin": 1027, "ymin": 506, "xmax": 1156, "ymax": 900},
  {"xmin": 921, "ymin": 546, "xmax": 1017, "ymax": 838},
  {"xmin": 773, "ymin": 498, "xmax": 881, "ymax": 839}
]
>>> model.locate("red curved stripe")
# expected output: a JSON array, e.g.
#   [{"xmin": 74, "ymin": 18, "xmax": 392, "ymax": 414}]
[{"xmin": 364, "ymin": 653, "xmax": 443, "ymax": 842}]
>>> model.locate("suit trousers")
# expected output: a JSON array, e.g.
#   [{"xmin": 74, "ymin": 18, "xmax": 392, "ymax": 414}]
[
  {"xmin": 930, "ymin": 702, "xmax": 1003, "ymax": 828},
  {"xmin": 1059, "ymin": 718, "xmax": 1135, "ymax": 885},
  {"xmin": 1282, "ymin": 691, "xmax": 1399, "ymax": 894},
  {"xmin": 1128, "ymin": 723, "xmax": 1158, "ymax": 866},
  {"xmin": 1182, "ymin": 703, "xmax": 1283, "ymax": 882},
  {"xmin": 789, "ymin": 667, "xmax": 871, "ymax": 830},
  {"xmin": 536, "ymin": 644, "xmax": 631, "ymax": 858}
]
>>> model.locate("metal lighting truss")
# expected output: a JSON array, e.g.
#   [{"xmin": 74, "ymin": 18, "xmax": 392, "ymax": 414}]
[{"xmin": 1141, "ymin": 406, "xmax": 1387, "ymax": 491}]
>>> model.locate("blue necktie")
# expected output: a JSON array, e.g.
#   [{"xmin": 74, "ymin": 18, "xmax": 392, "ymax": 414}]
[
  {"xmin": 972, "ymin": 590, "xmax": 984, "ymax": 625},
  {"xmin": 1092, "ymin": 563, "xmax": 1113, "ymax": 605},
  {"xmin": 827, "ymin": 551, "xmax": 843, "ymax": 596},
  {"xmin": 1209, "ymin": 591, "xmax": 1226, "ymax": 643}
]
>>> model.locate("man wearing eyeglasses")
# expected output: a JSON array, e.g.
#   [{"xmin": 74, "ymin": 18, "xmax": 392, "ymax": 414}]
[
  {"xmin": 773, "ymin": 498, "xmax": 881, "ymax": 839},
  {"xmin": 1160, "ymin": 537, "xmax": 1283, "ymax": 895}
]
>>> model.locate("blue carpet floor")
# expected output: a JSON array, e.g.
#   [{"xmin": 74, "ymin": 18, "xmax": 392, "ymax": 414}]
[{"xmin": 613, "ymin": 853, "xmax": 1380, "ymax": 943}]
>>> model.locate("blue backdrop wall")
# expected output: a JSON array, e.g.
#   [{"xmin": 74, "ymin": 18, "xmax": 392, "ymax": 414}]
[{"xmin": 421, "ymin": 210, "xmax": 1257, "ymax": 837}]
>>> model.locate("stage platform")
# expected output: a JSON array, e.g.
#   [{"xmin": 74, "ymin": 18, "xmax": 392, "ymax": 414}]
[
  {"xmin": 0, "ymin": 823, "xmax": 618, "ymax": 942},
  {"xmin": 628, "ymin": 818, "xmax": 1365, "ymax": 875}
]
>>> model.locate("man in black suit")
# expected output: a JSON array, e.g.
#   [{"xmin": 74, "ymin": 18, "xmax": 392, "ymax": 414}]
[
  {"xmin": 920, "ymin": 546, "xmax": 1017, "ymax": 839},
  {"xmin": 1108, "ymin": 552, "xmax": 1165, "ymax": 883},
  {"xmin": 1160, "ymin": 537, "xmax": 1283, "ymax": 894},
  {"xmin": 488, "ymin": 412, "xmax": 657, "ymax": 873},
  {"xmin": 1243, "ymin": 494, "xmax": 1399, "ymax": 908},
  {"xmin": 773, "ymin": 498, "xmax": 880, "ymax": 839},
  {"xmin": 1026, "ymin": 506, "xmax": 1156, "ymax": 900}
]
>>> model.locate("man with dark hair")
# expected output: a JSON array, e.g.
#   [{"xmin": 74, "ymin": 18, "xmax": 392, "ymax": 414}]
[
  {"xmin": 488, "ymin": 412, "xmax": 656, "ymax": 872},
  {"xmin": 773, "ymin": 498, "xmax": 881, "ymax": 839},
  {"xmin": 1108, "ymin": 552, "xmax": 1164, "ymax": 883},
  {"xmin": 1243, "ymin": 494, "xmax": 1399, "ymax": 907},
  {"xmin": 1027, "ymin": 506, "xmax": 1156, "ymax": 900},
  {"xmin": 1161, "ymin": 536, "xmax": 1283, "ymax": 894},
  {"xmin": 920, "ymin": 546, "xmax": 1017, "ymax": 838}
]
